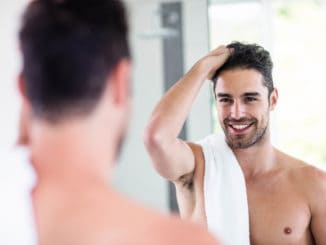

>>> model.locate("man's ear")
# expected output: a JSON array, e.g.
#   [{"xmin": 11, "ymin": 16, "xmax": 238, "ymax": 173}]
[
  {"xmin": 17, "ymin": 73, "xmax": 32, "ymax": 108},
  {"xmin": 110, "ymin": 59, "xmax": 131, "ymax": 105},
  {"xmin": 269, "ymin": 87, "xmax": 278, "ymax": 111},
  {"xmin": 17, "ymin": 74, "xmax": 31, "ymax": 145},
  {"xmin": 18, "ymin": 73, "xmax": 27, "ymax": 100}
]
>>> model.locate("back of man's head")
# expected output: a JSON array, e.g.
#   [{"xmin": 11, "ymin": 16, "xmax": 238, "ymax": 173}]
[
  {"xmin": 212, "ymin": 42, "xmax": 274, "ymax": 97},
  {"xmin": 19, "ymin": 0, "xmax": 130, "ymax": 123}
]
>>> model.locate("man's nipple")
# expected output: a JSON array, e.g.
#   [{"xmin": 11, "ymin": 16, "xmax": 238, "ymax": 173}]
[{"xmin": 284, "ymin": 227, "xmax": 292, "ymax": 235}]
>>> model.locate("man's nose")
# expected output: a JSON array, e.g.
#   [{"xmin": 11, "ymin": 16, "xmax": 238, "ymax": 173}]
[{"xmin": 230, "ymin": 101, "xmax": 244, "ymax": 120}]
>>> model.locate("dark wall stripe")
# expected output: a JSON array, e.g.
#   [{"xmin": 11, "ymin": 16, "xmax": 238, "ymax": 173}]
[{"xmin": 161, "ymin": 1, "xmax": 185, "ymax": 213}]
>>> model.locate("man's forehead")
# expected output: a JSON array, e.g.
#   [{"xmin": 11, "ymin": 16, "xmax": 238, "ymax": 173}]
[{"xmin": 215, "ymin": 68, "xmax": 267, "ymax": 94}]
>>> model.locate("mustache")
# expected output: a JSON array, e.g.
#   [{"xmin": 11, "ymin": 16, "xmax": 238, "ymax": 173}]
[{"xmin": 223, "ymin": 117, "xmax": 257, "ymax": 124}]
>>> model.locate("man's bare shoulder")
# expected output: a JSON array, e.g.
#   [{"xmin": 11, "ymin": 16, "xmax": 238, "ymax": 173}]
[
  {"xmin": 50, "ymin": 189, "xmax": 218, "ymax": 245},
  {"xmin": 140, "ymin": 213, "xmax": 219, "ymax": 245},
  {"xmin": 109, "ymin": 191, "xmax": 219, "ymax": 245},
  {"xmin": 277, "ymin": 149, "xmax": 326, "ymax": 196},
  {"xmin": 294, "ymin": 163, "xmax": 326, "ymax": 198}
]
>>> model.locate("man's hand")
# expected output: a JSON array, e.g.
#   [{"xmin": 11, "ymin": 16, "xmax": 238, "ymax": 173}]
[{"xmin": 196, "ymin": 45, "xmax": 232, "ymax": 81}]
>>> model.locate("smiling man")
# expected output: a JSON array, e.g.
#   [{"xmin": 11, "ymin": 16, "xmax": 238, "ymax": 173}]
[{"xmin": 144, "ymin": 42, "xmax": 326, "ymax": 244}]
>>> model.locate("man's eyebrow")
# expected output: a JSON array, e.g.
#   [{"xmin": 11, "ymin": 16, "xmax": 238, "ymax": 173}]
[
  {"xmin": 217, "ymin": 93, "xmax": 232, "ymax": 98},
  {"xmin": 242, "ymin": 92, "xmax": 261, "ymax": 97}
]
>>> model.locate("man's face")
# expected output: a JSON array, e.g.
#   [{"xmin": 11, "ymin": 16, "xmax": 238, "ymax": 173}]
[{"xmin": 215, "ymin": 68, "xmax": 275, "ymax": 149}]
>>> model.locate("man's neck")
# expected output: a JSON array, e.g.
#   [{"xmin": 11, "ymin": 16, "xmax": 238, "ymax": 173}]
[
  {"xmin": 231, "ymin": 133, "xmax": 278, "ymax": 180},
  {"xmin": 29, "ymin": 119, "xmax": 117, "ymax": 188}
]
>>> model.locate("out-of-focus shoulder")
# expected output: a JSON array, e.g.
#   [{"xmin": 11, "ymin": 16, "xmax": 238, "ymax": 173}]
[
  {"xmin": 147, "ymin": 213, "xmax": 219, "ymax": 245},
  {"xmin": 112, "ymin": 192, "xmax": 219, "ymax": 244}
]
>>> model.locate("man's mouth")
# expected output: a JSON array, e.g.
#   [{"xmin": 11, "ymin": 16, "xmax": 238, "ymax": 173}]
[{"xmin": 228, "ymin": 123, "xmax": 254, "ymax": 133}]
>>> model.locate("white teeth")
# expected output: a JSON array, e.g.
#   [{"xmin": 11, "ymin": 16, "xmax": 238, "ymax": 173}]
[{"xmin": 232, "ymin": 124, "xmax": 249, "ymax": 130}]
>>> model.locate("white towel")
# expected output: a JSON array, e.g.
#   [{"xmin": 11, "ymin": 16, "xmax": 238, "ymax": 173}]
[
  {"xmin": 0, "ymin": 146, "xmax": 38, "ymax": 245},
  {"xmin": 198, "ymin": 134, "xmax": 250, "ymax": 245}
]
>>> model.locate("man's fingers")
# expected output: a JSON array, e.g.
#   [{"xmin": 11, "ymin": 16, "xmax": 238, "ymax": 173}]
[
  {"xmin": 206, "ymin": 48, "xmax": 233, "ymax": 81},
  {"xmin": 227, "ymin": 47, "xmax": 234, "ymax": 56},
  {"xmin": 208, "ymin": 45, "xmax": 228, "ymax": 56},
  {"xmin": 200, "ymin": 45, "xmax": 233, "ymax": 81}
]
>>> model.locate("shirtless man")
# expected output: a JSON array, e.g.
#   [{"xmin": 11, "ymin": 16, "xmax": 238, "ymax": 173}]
[
  {"xmin": 144, "ymin": 43, "xmax": 326, "ymax": 244},
  {"xmin": 17, "ymin": 0, "xmax": 219, "ymax": 244}
]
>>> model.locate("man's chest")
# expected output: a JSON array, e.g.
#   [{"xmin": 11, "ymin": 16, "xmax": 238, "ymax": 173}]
[{"xmin": 246, "ymin": 181, "xmax": 313, "ymax": 244}]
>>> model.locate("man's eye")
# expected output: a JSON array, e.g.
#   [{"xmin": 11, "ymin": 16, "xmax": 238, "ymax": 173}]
[
  {"xmin": 219, "ymin": 98, "xmax": 231, "ymax": 103},
  {"xmin": 245, "ymin": 97, "xmax": 257, "ymax": 102}
]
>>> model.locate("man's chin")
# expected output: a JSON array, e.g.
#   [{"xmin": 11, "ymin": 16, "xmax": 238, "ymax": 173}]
[
  {"xmin": 226, "ymin": 134, "xmax": 256, "ymax": 149},
  {"xmin": 229, "ymin": 141, "xmax": 251, "ymax": 149},
  {"xmin": 227, "ymin": 140, "xmax": 247, "ymax": 149},
  {"xmin": 226, "ymin": 130, "xmax": 267, "ymax": 149}
]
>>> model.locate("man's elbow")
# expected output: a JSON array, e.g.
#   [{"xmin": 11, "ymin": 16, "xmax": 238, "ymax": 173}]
[
  {"xmin": 143, "ymin": 124, "xmax": 164, "ymax": 151},
  {"xmin": 143, "ymin": 127, "xmax": 176, "ymax": 180}
]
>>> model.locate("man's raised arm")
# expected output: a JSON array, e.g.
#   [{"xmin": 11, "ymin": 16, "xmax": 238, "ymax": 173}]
[{"xmin": 143, "ymin": 46, "xmax": 231, "ymax": 183}]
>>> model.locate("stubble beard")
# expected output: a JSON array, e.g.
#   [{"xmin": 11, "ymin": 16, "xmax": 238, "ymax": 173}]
[{"xmin": 222, "ymin": 117, "xmax": 269, "ymax": 150}]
